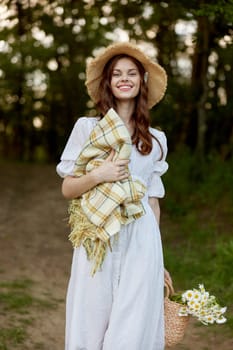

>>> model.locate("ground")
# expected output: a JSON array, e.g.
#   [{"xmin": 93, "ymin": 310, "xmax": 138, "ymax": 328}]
[{"xmin": 0, "ymin": 163, "xmax": 232, "ymax": 350}]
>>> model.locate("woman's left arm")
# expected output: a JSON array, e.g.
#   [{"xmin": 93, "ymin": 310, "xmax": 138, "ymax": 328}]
[
  {"xmin": 148, "ymin": 197, "xmax": 160, "ymax": 224},
  {"xmin": 149, "ymin": 196, "xmax": 173, "ymax": 286}
]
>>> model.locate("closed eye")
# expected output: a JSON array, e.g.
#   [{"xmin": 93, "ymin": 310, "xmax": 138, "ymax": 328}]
[
  {"xmin": 112, "ymin": 72, "xmax": 121, "ymax": 77},
  {"xmin": 112, "ymin": 69, "xmax": 138, "ymax": 77}
]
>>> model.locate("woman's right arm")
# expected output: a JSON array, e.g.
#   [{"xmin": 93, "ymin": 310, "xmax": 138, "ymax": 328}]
[{"xmin": 62, "ymin": 150, "xmax": 129, "ymax": 199}]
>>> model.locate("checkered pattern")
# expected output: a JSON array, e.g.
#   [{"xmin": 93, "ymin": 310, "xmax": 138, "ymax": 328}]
[{"xmin": 71, "ymin": 108, "xmax": 146, "ymax": 240}]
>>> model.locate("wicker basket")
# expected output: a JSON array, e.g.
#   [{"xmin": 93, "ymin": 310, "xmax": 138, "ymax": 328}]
[{"xmin": 164, "ymin": 282, "xmax": 189, "ymax": 347}]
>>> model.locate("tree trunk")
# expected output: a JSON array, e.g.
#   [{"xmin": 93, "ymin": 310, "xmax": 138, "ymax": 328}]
[
  {"xmin": 191, "ymin": 15, "xmax": 210, "ymax": 159},
  {"xmin": 14, "ymin": 0, "xmax": 25, "ymax": 160}
]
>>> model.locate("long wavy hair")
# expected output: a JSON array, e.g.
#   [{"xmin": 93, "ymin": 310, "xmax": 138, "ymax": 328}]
[{"xmin": 96, "ymin": 54, "xmax": 163, "ymax": 158}]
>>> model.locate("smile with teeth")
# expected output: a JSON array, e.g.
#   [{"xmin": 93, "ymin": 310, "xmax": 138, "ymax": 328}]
[{"xmin": 117, "ymin": 84, "xmax": 133, "ymax": 91}]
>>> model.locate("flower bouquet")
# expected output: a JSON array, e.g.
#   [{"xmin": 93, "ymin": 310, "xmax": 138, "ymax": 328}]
[
  {"xmin": 165, "ymin": 282, "xmax": 227, "ymax": 347},
  {"xmin": 173, "ymin": 283, "xmax": 227, "ymax": 325}
]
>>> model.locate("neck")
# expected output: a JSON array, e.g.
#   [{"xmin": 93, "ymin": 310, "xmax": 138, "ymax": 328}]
[
  {"xmin": 115, "ymin": 100, "xmax": 135, "ymax": 124},
  {"xmin": 115, "ymin": 101, "xmax": 135, "ymax": 135}
]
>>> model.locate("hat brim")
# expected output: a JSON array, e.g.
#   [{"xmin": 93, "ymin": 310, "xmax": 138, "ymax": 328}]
[{"xmin": 85, "ymin": 42, "xmax": 167, "ymax": 109}]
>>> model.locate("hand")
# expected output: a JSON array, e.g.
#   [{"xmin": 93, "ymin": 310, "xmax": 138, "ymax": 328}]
[
  {"xmin": 164, "ymin": 268, "xmax": 173, "ymax": 286},
  {"xmin": 91, "ymin": 149, "xmax": 130, "ymax": 184}
]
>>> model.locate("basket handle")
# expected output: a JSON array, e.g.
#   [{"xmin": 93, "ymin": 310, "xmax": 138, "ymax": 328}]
[{"xmin": 164, "ymin": 280, "xmax": 175, "ymax": 298}]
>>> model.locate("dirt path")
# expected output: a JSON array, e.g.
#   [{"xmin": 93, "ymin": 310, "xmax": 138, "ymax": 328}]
[{"xmin": 0, "ymin": 163, "xmax": 232, "ymax": 350}]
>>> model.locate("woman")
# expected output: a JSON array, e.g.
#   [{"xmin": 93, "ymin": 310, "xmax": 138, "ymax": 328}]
[{"xmin": 57, "ymin": 42, "xmax": 172, "ymax": 350}]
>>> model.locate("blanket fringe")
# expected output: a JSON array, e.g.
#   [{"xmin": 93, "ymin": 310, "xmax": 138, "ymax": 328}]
[{"xmin": 68, "ymin": 200, "xmax": 110, "ymax": 276}]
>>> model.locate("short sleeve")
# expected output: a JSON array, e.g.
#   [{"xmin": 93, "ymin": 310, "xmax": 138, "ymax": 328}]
[
  {"xmin": 147, "ymin": 130, "xmax": 169, "ymax": 198},
  {"xmin": 56, "ymin": 117, "xmax": 98, "ymax": 178}
]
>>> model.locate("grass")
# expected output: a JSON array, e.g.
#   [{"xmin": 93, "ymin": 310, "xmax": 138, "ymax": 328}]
[
  {"xmin": 161, "ymin": 150, "xmax": 233, "ymax": 329},
  {"xmin": 0, "ymin": 278, "xmax": 59, "ymax": 349},
  {"xmin": 0, "ymin": 328, "xmax": 26, "ymax": 350}
]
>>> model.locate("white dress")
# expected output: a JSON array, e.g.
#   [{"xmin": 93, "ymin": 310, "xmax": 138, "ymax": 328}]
[{"xmin": 57, "ymin": 117, "xmax": 169, "ymax": 350}]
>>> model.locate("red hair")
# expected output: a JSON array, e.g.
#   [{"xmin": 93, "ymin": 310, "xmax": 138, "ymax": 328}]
[{"xmin": 97, "ymin": 54, "xmax": 163, "ymax": 158}]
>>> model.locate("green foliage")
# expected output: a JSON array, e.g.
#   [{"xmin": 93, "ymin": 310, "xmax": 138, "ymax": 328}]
[
  {"xmin": 0, "ymin": 0, "xmax": 232, "ymax": 161},
  {"xmin": 193, "ymin": 0, "xmax": 233, "ymax": 22},
  {"xmin": 213, "ymin": 240, "xmax": 233, "ymax": 300},
  {"xmin": 162, "ymin": 151, "xmax": 233, "ymax": 329}
]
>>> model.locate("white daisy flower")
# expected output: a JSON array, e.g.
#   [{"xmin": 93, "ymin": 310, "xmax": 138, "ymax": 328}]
[
  {"xmin": 201, "ymin": 292, "xmax": 209, "ymax": 302},
  {"xmin": 182, "ymin": 290, "xmax": 194, "ymax": 301},
  {"xmin": 216, "ymin": 316, "xmax": 227, "ymax": 324},
  {"xmin": 204, "ymin": 314, "xmax": 215, "ymax": 324},
  {"xmin": 178, "ymin": 306, "xmax": 188, "ymax": 317},
  {"xmin": 220, "ymin": 307, "xmax": 227, "ymax": 314},
  {"xmin": 199, "ymin": 284, "xmax": 205, "ymax": 292}
]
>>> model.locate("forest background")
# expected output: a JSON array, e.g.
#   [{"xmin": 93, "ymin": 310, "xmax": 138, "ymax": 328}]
[{"xmin": 0, "ymin": 0, "xmax": 232, "ymax": 349}]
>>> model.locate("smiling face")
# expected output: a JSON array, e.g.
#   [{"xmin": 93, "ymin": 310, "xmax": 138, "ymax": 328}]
[{"xmin": 110, "ymin": 57, "xmax": 141, "ymax": 102}]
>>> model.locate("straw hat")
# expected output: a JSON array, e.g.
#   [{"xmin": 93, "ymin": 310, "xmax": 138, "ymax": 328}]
[{"xmin": 85, "ymin": 42, "xmax": 167, "ymax": 109}]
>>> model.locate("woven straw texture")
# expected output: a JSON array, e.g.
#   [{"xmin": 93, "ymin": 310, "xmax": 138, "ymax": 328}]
[
  {"xmin": 85, "ymin": 42, "xmax": 167, "ymax": 109},
  {"xmin": 164, "ymin": 283, "xmax": 189, "ymax": 347}
]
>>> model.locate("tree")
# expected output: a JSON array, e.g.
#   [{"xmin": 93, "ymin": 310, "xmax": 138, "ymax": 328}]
[{"xmin": 0, "ymin": 0, "xmax": 232, "ymax": 161}]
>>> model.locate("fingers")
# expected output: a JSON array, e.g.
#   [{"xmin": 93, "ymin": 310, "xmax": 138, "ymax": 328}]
[
  {"xmin": 105, "ymin": 149, "xmax": 130, "ymax": 165},
  {"xmin": 119, "ymin": 171, "xmax": 129, "ymax": 180},
  {"xmin": 164, "ymin": 269, "xmax": 173, "ymax": 286},
  {"xmin": 102, "ymin": 150, "xmax": 130, "ymax": 182},
  {"xmin": 119, "ymin": 168, "xmax": 128, "ymax": 177},
  {"xmin": 115, "ymin": 159, "xmax": 130, "ymax": 166},
  {"xmin": 106, "ymin": 152, "xmax": 130, "ymax": 174},
  {"xmin": 106, "ymin": 149, "xmax": 115, "ymax": 161},
  {"xmin": 117, "ymin": 160, "xmax": 129, "ymax": 173}
]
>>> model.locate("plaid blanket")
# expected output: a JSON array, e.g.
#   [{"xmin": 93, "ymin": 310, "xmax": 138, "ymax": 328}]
[{"xmin": 69, "ymin": 108, "xmax": 146, "ymax": 275}]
